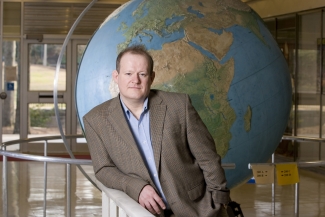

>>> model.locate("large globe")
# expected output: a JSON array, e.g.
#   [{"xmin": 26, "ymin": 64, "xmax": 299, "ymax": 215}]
[{"xmin": 76, "ymin": 0, "xmax": 292, "ymax": 189}]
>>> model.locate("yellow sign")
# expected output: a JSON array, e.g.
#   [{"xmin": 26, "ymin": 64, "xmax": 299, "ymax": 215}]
[
  {"xmin": 251, "ymin": 164, "xmax": 274, "ymax": 184},
  {"xmin": 276, "ymin": 163, "xmax": 300, "ymax": 185}
]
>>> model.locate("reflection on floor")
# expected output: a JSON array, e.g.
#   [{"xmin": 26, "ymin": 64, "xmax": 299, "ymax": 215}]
[
  {"xmin": 231, "ymin": 169, "xmax": 325, "ymax": 217},
  {"xmin": 1, "ymin": 162, "xmax": 102, "ymax": 217},
  {"xmin": 0, "ymin": 161, "xmax": 324, "ymax": 217}
]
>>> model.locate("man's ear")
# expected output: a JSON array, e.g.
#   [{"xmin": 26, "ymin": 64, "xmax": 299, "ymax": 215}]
[
  {"xmin": 112, "ymin": 70, "xmax": 119, "ymax": 84},
  {"xmin": 150, "ymin": 71, "xmax": 155, "ymax": 84}
]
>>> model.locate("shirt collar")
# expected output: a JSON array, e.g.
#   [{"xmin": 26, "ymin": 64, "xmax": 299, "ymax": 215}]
[{"xmin": 120, "ymin": 97, "xmax": 148, "ymax": 119}]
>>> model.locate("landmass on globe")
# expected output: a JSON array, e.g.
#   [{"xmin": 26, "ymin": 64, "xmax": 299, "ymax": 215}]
[{"xmin": 108, "ymin": 0, "xmax": 265, "ymax": 157}]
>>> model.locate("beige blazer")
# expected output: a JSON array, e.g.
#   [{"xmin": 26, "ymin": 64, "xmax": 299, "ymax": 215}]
[{"xmin": 83, "ymin": 90, "xmax": 230, "ymax": 217}]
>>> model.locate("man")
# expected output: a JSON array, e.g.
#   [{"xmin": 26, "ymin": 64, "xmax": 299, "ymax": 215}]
[{"xmin": 83, "ymin": 45, "xmax": 230, "ymax": 217}]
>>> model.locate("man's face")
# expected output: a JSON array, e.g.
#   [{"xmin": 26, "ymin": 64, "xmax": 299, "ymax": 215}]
[{"xmin": 113, "ymin": 52, "xmax": 155, "ymax": 104}]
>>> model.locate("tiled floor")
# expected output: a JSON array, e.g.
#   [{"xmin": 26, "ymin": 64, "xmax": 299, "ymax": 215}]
[{"xmin": 0, "ymin": 161, "xmax": 324, "ymax": 217}]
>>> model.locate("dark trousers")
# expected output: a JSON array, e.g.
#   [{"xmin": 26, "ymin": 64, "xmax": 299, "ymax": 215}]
[{"xmin": 164, "ymin": 209, "xmax": 174, "ymax": 217}]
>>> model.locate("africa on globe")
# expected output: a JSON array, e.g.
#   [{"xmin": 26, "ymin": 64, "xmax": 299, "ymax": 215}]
[{"xmin": 76, "ymin": 0, "xmax": 292, "ymax": 188}]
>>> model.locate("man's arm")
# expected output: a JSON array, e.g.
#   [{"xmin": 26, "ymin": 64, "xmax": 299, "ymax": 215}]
[
  {"xmin": 84, "ymin": 115, "xmax": 166, "ymax": 214},
  {"xmin": 184, "ymin": 94, "xmax": 230, "ymax": 205},
  {"xmin": 83, "ymin": 116, "xmax": 148, "ymax": 201}
]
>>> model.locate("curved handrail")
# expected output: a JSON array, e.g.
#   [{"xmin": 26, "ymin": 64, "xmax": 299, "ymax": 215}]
[
  {"xmin": 282, "ymin": 135, "xmax": 325, "ymax": 143},
  {"xmin": 248, "ymin": 160, "xmax": 325, "ymax": 169},
  {"xmin": 281, "ymin": 135, "xmax": 325, "ymax": 167},
  {"xmin": 1, "ymin": 134, "xmax": 84, "ymax": 147},
  {"xmin": 0, "ymin": 150, "xmax": 92, "ymax": 165},
  {"xmin": 297, "ymin": 160, "xmax": 325, "ymax": 167}
]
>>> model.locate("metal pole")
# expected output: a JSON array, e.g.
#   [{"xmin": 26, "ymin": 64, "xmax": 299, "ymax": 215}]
[
  {"xmin": 319, "ymin": 11, "xmax": 324, "ymax": 162},
  {"xmin": 293, "ymin": 13, "xmax": 299, "ymax": 162},
  {"xmin": 67, "ymin": 163, "xmax": 71, "ymax": 217},
  {"xmin": 295, "ymin": 183, "xmax": 299, "ymax": 217},
  {"xmin": 43, "ymin": 140, "xmax": 48, "ymax": 216},
  {"xmin": 3, "ymin": 155, "xmax": 8, "ymax": 217},
  {"xmin": 272, "ymin": 153, "xmax": 275, "ymax": 216}
]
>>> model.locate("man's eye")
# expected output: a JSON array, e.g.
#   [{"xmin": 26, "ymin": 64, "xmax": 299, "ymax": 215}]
[
  {"xmin": 126, "ymin": 73, "xmax": 131, "ymax": 76},
  {"xmin": 140, "ymin": 73, "xmax": 147, "ymax": 77}
]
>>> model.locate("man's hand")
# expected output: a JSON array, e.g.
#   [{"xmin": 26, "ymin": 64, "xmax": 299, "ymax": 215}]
[{"xmin": 139, "ymin": 185, "xmax": 166, "ymax": 214}]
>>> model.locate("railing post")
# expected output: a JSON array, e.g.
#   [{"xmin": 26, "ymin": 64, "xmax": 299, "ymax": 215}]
[
  {"xmin": 110, "ymin": 199, "xmax": 118, "ymax": 216},
  {"xmin": 272, "ymin": 153, "xmax": 275, "ymax": 216},
  {"xmin": 295, "ymin": 182, "xmax": 299, "ymax": 217},
  {"xmin": 120, "ymin": 209, "xmax": 127, "ymax": 217},
  {"xmin": 2, "ymin": 154, "xmax": 8, "ymax": 217},
  {"xmin": 102, "ymin": 192, "xmax": 109, "ymax": 217},
  {"xmin": 67, "ymin": 163, "xmax": 71, "ymax": 217},
  {"xmin": 43, "ymin": 140, "xmax": 48, "ymax": 216}
]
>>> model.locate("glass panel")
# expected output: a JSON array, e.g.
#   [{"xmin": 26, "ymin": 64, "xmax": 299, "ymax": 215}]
[
  {"xmin": 277, "ymin": 15, "xmax": 296, "ymax": 82},
  {"xmin": 297, "ymin": 12, "xmax": 321, "ymax": 94},
  {"xmin": 297, "ymin": 141, "xmax": 321, "ymax": 161},
  {"xmin": 2, "ymin": 39, "xmax": 21, "ymax": 149},
  {"xmin": 296, "ymin": 12, "xmax": 321, "ymax": 137},
  {"xmin": 296, "ymin": 12, "xmax": 322, "ymax": 161},
  {"xmin": 76, "ymin": 44, "xmax": 86, "ymax": 136},
  {"xmin": 28, "ymin": 44, "xmax": 66, "ymax": 91},
  {"xmin": 28, "ymin": 103, "xmax": 66, "ymax": 137},
  {"xmin": 272, "ymin": 15, "xmax": 296, "ymax": 157},
  {"xmin": 3, "ymin": 2, "xmax": 21, "ymax": 35}
]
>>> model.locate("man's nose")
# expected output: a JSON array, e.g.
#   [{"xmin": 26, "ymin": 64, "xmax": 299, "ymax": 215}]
[{"xmin": 131, "ymin": 73, "xmax": 140, "ymax": 83}]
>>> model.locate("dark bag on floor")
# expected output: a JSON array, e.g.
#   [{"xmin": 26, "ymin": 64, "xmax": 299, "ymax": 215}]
[{"xmin": 226, "ymin": 201, "xmax": 244, "ymax": 217}]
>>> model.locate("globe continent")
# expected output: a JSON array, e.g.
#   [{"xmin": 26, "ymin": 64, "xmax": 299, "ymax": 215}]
[{"xmin": 76, "ymin": 0, "xmax": 292, "ymax": 189}]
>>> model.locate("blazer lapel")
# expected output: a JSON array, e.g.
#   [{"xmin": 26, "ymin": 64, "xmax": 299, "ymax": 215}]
[
  {"xmin": 106, "ymin": 97, "xmax": 143, "ymax": 159},
  {"xmin": 149, "ymin": 92, "xmax": 166, "ymax": 173}
]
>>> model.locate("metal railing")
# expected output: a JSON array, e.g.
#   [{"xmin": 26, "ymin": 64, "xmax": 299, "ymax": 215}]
[
  {"xmin": 4, "ymin": 134, "xmax": 324, "ymax": 217},
  {"xmin": 96, "ymin": 180, "xmax": 155, "ymax": 217},
  {"xmin": 0, "ymin": 141, "xmax": 154, "ymax": 217},
  {"xmin": 1, "ymin": 134, "xmax": 236, "ymax": 217},
  {"xmin": 1, "ymin": 134, "xmax": 93, "ymax": 217},
  {"xmin": 248, "ymin": 135, "xmax": 325, "ymax": 217}
]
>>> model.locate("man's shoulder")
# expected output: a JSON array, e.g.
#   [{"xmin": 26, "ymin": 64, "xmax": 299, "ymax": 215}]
[
  {"xmin": 83, "ymin": 97, "xmax": 118, "ymax": 119},
  {"xmin": 151, "ymin": 89, "xmax": 188, "ymax": 100},
  {"xmin": 149, "ymin": 90, "xmax": 190, "ymax": 112}
]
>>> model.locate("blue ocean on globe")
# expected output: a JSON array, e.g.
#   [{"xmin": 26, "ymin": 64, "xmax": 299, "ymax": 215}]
[{"xmin": 76, "ymin": 0, "xmax": 292, "ymax": 188}]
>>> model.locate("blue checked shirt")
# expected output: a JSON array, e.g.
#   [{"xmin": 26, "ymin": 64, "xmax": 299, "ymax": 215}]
[{"xmin": 120, "ymin": 98, "xmax": 169, "ymax": 207}]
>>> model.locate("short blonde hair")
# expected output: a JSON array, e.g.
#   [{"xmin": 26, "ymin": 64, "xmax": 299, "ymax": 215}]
[{"xmin": 116, "ymin": 44, "xmax": 154, "ymax": 74}]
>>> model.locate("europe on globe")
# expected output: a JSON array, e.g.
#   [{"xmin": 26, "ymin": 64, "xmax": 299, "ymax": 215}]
[{"xmin": 76, "ymin": 0, "xmax": 292, "ymax": 188}]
